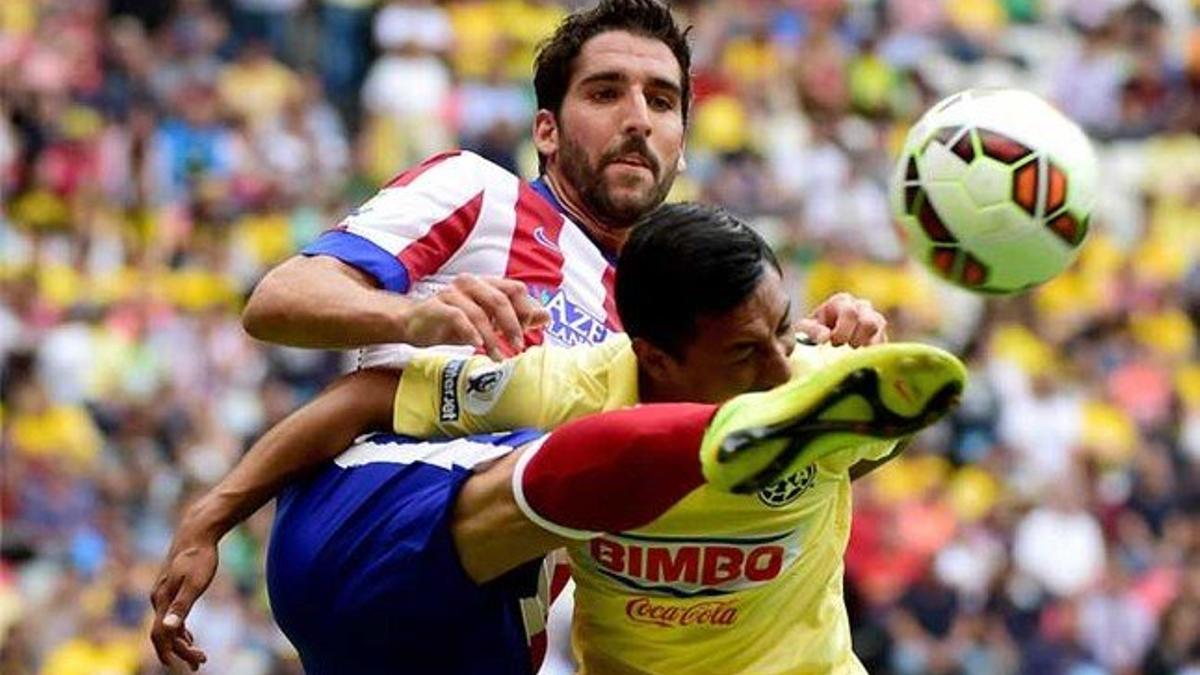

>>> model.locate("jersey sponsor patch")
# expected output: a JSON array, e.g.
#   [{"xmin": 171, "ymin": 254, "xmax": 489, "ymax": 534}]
[
  {"xmin": 542, "ymin": 289, "xmax": 609, "ymax": 347},
  {"xmin": 584, "ymin": 530, "xmax": 801, "ymax": 598},
  {"xmin": 624, "ymin": 596, "xmax": 739, "ymax": 629},
  {"xmin": 463, "ymin": 361, "xmax": 515, "ymax": 416},
  {"xmin": 439, "ymin": 359, "xmax": 466, "ymax": 421}
]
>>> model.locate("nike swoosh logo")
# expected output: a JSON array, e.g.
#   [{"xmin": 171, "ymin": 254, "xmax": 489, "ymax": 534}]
[{"xmin": 533, "ymin": 226, "xmax": 560, "ymax": 251}]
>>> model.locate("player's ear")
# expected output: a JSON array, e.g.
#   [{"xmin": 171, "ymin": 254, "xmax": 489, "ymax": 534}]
[
  {"xmin": 533, "ymin": 110, "xmax": 559, "ymax": 158},
  {"xmin": 631, "ymin": 337, "xmax": 679, "ymax": 386}
]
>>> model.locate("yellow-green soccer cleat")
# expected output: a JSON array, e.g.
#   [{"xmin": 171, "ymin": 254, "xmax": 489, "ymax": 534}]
[{"xmin": 700, "ymin": 343, "xmax": 967, "ymax": 494}]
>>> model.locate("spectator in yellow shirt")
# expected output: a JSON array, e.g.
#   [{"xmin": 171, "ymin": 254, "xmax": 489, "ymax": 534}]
[{"xmin": 217, "ymin": 41, "xmax": 299, "ymax": 131}]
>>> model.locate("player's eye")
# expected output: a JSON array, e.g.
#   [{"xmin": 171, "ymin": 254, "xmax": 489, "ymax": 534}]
[
  {"xmin": 729, "ymin": 347, "xmax": 756, "ymax": 363},
  {"xmin": 590, "ymin": 88, "xmax": 618, "ymax": 103},
  {"xmin": 648, "ymin": 95, "xmax": 676, "ymax": 112}
]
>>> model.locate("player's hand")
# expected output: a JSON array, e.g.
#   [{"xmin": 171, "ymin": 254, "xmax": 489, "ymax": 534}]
[
  {"xmin": 798, "ymin": 292, "xmax": 888, "ymax": 347},
  {"xmin": 150, "ymin": 513, "xmax": 219, "ymax": 671},
  {"xmin": 404, "ymin": 275, "xmax": 550, "ymax": 361}
]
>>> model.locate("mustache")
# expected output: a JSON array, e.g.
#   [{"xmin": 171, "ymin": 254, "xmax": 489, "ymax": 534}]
[{"xmin": 601, "ymin": 137, "xmax": 660, "ymax": 176}]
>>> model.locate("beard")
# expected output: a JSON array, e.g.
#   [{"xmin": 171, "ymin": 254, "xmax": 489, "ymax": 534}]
[{"xmin": 557, "ymin": 132, "xmax": 678, "ymax": 227}]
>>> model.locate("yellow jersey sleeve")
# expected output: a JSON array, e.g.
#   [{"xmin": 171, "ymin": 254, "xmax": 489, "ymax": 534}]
[{"xmin": 392, "ymin": 335, "xmax": 638, "ymax": 437}]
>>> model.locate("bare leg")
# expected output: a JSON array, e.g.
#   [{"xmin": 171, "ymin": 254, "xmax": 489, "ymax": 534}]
[{"xmin": 452, "ymin": 452, "xmax": 568, "ymax": 583}]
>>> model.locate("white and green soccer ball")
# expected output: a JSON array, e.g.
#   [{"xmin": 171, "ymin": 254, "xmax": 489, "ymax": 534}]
[{"xmin": 891, "ymin": 88, "xmax": 1098, "ymax": 294}]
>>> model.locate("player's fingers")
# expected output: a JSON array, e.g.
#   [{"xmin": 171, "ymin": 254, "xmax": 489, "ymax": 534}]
[
  {"xmin": 528, "ymin": 305, "xmax": 550, "ymax": 329},
  {"xmin": 162, "ymin": 577, "xmax": 205, "ymax": 637},
  {"xmin": 496, "ymin": 280, "xmax": 550, "ymax": 331},
  {"xmin": 848, "ymin": 318, "xmax": 878, "ymax": 347},
  {"xmin": 444, "ymin": 296, "xmax": 506, "ymax": 361},
  {"xmin": 793, "ymin": 319, "xmax": 830, "ymax": 345},
  {"xmin": 150, "ymin": 623, "xmax": 174, "ymax": 665},
  {"xmin": 861, "ymin": 312, "xmax": 889, "ymax": 345},
  {"xmin": 485, "ymin": 277, "xmax": 528, "ymax": 295},
  {"xmin": 813, "ymin": 292, "xmax": 853, "ymax": 329},
  {"xmin": 459, "ymin": 277, "xmax": 525, "ymax": 350},
  {"xmin": 171, "ymin": 635, "xmax": 208, "ymax": 671},
  {"xmin": 846, "ymin": 301, "xmax": 886, "ymax": 347},
  {"xmin": 150, "ymin": 576, "xmax": 184, "ymax": 663},
  {"xmin": 828, "ymin": 304, "xmax": 861, "ymax": 346},
  {"xmin": 428, "ymin": 290, "xmax": 484, "ymax": 346},
  {"xmin": 151, "ymin": 618, "xmax": 184, "ymax": 666},
  {"xmin": 509, "ymin": 301, "xmax": 550, "ymax": 335},
  {"xmin": 453, "ymin": 276, "xmax": 522, "ymax": 347},
  {"xmin": 445, "ymin": 307, "xmax": 487, "ymax": 352}
]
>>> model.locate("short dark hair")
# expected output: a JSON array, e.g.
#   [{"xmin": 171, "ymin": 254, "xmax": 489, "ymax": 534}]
[
  {"xmin": 616, "ymin": 202, "xmax": 781, "ymax": 356},
  {"xmin": 533, "ymin": 0, "xmax": 692, "ymax": 122}
]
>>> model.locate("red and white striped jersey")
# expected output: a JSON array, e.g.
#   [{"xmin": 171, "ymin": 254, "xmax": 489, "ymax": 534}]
[
  {"xmin": 301, "ymin": 149, "xmax": 611, "ymax": 670},
  {"xmin": 302, "ymin": 150, "xmax": 622, "ymax": 368}
]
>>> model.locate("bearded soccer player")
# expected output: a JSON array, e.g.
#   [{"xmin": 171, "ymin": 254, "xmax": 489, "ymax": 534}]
[
  {"xmin": 258, "ymin": 204, "xmax": 965, "ymax": 673},
  {"xmin": 150, "ymin": 1, "xmax": 888, "ymax": 670}
]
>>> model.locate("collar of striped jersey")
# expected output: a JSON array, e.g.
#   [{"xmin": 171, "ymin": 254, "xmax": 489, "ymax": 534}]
[
  {"xmin": 529, "ymin": 175, "xmax": 564, "ymax": 215},
  {"xmin": 530, "ymin": 176, "xmax": 620, "ymax": 266}
]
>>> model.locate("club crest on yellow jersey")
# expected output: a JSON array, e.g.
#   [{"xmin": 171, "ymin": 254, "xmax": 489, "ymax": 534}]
[{"xmin": 757, "ymin": 463, "xmax": 817, "ymax": 508}]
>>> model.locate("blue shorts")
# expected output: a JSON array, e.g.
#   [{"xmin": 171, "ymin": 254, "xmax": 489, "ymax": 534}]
[{"xmin": 266, "ymin": 430, "xmax": 546, "ymax": 675}]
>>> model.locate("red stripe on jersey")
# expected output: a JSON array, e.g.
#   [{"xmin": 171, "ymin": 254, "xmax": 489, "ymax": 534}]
[
  {"xmin": 602, "ymin": 265, "xmax": 622, "ymax": 331},
  {"xmin": 528, "ymin": 632, "xmax": 547, "ymax": 671},
  {"xmin": 385, "ymin": 150, "xmax": 462, "ymax": 188},
  {"xmin": 549, "ymin": 560, "xmax": 573, "ymax": 601},
  {"xmin": 508, "ymin": 183, "xmax": 567, "ymax": 346},
  {"xmin": 507, "ymin": 182, "xmax": 565, "ymax": 284},
  {"xmin": 397, "ymin": 191, "xmax": 484, "ymax": 280}
]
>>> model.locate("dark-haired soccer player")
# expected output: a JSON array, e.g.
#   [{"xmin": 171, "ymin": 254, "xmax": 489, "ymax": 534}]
[{"xmin": 262, "ymin": 203, "xmax": 965, "ymax": 674}]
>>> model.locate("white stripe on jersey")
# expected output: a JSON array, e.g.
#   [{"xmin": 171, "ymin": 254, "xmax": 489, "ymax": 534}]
[
  {"xmin": 556, "ymin": 222, "xmax": 611, "ymax": 322},
  {"xmin": 537, "ymin": 581, "xmax": 578, "ymax": 675},
  {"xmin": 420, "ymin": 159, "xmax": 521, "ymax": 288},
  {"xmin": 334, "ymin": 435, "xmax": 514, "ymax": 471},
  {"xmin": 339, "ymin": 152, "xmax": 486, "ymax": 256}
]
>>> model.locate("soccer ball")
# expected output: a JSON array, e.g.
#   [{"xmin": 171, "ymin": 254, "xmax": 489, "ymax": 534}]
[{"xmin": 890, "ymin": 88, "xmax": 1098, "ymax": 294}]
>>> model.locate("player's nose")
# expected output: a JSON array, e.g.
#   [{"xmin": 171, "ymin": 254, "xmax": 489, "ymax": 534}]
[
  {"xmin": 621, "ymin": 91, "xmax": 652, "ymax": 137},
  {"xmin": 760, "ymin": 341, "xmax": 792, "ymax": 390}
]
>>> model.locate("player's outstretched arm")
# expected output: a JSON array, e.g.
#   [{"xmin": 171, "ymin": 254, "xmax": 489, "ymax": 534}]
[
  {"xmin": 149, "ymin": 368, "xmax": 398, "ymax": 671},
  {"xmin": 243, "ymin": 256, "xmax": 547, "ymax": 358}
]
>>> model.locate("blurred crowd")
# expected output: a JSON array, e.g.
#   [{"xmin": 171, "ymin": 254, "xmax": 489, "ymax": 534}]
[{"xmin": 3, "ymin": 0, "xmax": 1200, "ymax": 673}]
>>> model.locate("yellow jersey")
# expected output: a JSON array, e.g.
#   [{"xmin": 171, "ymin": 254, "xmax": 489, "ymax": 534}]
[{"xmin": 393, "ymin": 336, "xmax": 894, "ymax": 674}]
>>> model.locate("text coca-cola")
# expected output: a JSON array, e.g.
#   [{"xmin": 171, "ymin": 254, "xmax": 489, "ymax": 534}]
[{"xmin": 624, "ymin": 597, "xmax": 739, "ymax": 628}]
